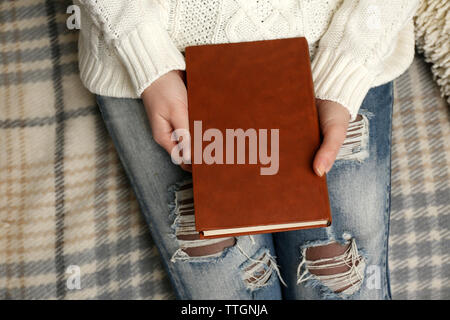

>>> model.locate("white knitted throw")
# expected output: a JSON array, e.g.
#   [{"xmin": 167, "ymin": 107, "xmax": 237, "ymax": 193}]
[{"xmin": 414, "ymin": 0, "xmax": 450, "ymax": 103}]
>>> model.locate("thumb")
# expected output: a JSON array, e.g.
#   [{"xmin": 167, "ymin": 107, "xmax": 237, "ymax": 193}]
[
  {"xmin": 313, "ymin": 100, "xmax": 350, "ymax": 177},
  {"xmin": 313, "ymin": 123, "xmax": 348, "ymax": 176}
]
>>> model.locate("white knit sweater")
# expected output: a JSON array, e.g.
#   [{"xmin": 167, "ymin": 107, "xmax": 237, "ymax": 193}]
[{"xmin": 75, "ymin": 0, "xmax": 419, "ymax": 119}]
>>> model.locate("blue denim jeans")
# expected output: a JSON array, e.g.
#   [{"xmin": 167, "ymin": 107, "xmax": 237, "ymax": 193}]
[{"xmin": 96, "ymin": 82, "xmax": 393, "ymax": 300}]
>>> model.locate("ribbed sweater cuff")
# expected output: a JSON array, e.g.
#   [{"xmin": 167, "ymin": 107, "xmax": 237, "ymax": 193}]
[
  {"xmin": 114, "ymin": 22, "xmax": 186, "ymax": 97},
  {"xmin": 311, "ymin": 49, "xmax": 376, "ymax": 120}
]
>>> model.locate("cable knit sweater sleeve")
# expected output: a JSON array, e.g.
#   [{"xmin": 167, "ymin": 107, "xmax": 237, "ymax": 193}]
[
  {"xmin": 311, "ymin": 0, "xmax": 419, "ymax": 119},
  {"xmin": 75, "ymin": 0, "xmax": 185, "ymax": 97}
]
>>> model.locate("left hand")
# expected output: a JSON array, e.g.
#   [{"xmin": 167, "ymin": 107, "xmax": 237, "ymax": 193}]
[{"xmin": 313, "ymin": 99, "xmax": 350, "ymax": 177}]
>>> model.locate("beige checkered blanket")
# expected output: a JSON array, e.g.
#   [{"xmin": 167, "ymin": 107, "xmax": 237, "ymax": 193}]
[{"xmin": 0, "ymin": 0, "xmax": 448, "ymax": 299}]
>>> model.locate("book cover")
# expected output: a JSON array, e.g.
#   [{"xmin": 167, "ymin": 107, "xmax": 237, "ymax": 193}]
[{"xmin": 185, "ymin": 37, "xmax": 331, "ymax": 238}]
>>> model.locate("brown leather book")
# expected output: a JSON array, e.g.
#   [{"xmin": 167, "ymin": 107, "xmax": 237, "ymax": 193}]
[{"xmin": 185, "ymin": 37, "xmax": 331, "ymax": 239}]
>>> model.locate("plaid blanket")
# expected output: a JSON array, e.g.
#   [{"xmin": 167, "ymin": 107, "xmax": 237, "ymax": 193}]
[
  {"xmin": 0, "ymin": 0, "xmax": 448, "ymax": 300},
  {"xmin": 0, "ymin": 0, "xmax": 173, "ymax": 299},
  {"xmin": 390, "ymin": 57, "xmax": 449, "ymax": 299}
]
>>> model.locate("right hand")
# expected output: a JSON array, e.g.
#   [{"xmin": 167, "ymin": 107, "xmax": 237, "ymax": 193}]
[{"xmin": 141, "ymin": 70, "xmax": 192, "ymax": 172}]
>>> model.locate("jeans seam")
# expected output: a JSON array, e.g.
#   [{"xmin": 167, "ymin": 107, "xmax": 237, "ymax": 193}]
[{"xmin": 384, "ymin": 82, "xmax": 394, "ymax": 299}]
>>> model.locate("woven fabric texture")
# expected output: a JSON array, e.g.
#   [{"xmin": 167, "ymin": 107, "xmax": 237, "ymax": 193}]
[{"xmin": 0, "ymin": 0, "xmax": 448, "ymax": 299}]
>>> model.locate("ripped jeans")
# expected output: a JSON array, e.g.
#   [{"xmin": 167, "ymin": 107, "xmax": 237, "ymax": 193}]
[{"xmin": 96, "ymin": 82, "xmax": 393, "ymax": 300}]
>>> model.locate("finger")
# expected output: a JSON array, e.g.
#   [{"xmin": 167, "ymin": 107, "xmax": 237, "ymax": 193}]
[
  {"xmin": 153, "ymin": 124, "xmax": 191, "ymax": 169},
  {"xmin": 170, "ymin": 104, "xmax": 189, "ymax": 131},
  {"xmin": 313, "ymin": 123, "xmax": 347, "ymax": 176},
  {"xmin": 154, "ymin": 132, "xmax": 177, "ymax": 157},
  {"xmin": 180, "ymin": 163, "xmax": 192, "ymax": 172},
  {"xmin": 151, "ymin": 114, "xmax": 178, "ymax": 155},
  {"xmin": 170, "ymin": 106, "xmax": 191, "ymax": 164}
]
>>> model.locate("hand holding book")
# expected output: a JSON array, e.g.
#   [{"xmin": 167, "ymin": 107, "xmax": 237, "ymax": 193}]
[
  {"xmin": 141, "ymin": 70, "xmax": 192, "ymax": 172},
  {"xmin": 141, "ymin": 69, "xmax": 350, "ymax": 177}
]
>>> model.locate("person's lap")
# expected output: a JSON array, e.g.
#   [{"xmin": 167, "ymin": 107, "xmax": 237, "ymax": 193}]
[{"xmin": 96, "ymin": 81, "xmax": 393, "ymax": 299}]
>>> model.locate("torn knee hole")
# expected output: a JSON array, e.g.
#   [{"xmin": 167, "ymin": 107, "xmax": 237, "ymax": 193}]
[
  {"xmin": 170, "ymin": 180, "xmax": 236, "ymax": 261},
  {"xmin": 336, "ymin": 114, "xmax": 369, "ymax": 161},
  {"xmin": 178, "ymin": 238, "xmax": 236, "ymax": 259},
  {"xmin": 297, "ymin": 239, "xmax": 366, "ymax": 295},
  {"xmin": 241, "ymin": 250, "xmax": 286, "ymax": 290},
  {"xmin": 243, "ymin": 252, "xmax": 273, "ymax": 287}
]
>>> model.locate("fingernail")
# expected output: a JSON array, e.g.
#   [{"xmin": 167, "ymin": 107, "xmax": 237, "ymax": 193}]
[{"xmin": 315, "ymin": 165, "xmax": 325, "ymax": 177}]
